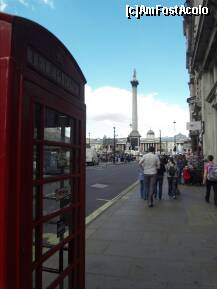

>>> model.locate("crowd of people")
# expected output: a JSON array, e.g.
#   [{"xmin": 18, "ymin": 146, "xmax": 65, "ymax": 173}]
[
  {"xmin": 138, "ymin": 146, "xmax": 217, "ymax": 207},
  {"xmin": 99, "ymin": 153, "xmax": 135, "ymax": 163}
]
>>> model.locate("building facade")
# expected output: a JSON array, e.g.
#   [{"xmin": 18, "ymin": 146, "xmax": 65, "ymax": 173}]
[
  {"xmin": 140, "ymin": 130, "xmax": 189, "ymax": 154},
  {"xmin": 184, "ymin": 0, "xmax": 217, "ymax": 158},
  {"xmin": 86, "ymin": 132, "xmax": 189, "ymax": 156}
]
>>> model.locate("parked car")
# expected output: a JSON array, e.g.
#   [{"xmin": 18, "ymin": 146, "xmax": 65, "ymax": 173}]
[{"xmin": 86, "ymin": 148, "xmax": 99, "ymax": 166}]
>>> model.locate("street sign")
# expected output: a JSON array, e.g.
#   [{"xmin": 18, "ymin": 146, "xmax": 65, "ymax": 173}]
[
  {"xmin": 186, "ymin": 121, "xmax": 201, "ymax": 131},
  {"xmin": 55, "ymin": 187, "xmax": 70, "ymax": 200}
]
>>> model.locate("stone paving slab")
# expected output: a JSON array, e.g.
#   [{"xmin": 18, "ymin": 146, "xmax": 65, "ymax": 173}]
[
  {"xmin": 86, "ymin": 182, "xmax": 217, "ymax": 289},
  {"xmin": 86, "ymin": 254, "xmax": 132, "ymax": 278},
  {"xmin": 86, "ymin": 274, "xmax": 168, "ymax": 289}
]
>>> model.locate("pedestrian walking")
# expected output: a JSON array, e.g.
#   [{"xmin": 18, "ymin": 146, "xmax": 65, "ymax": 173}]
[
  {"xmin": 176, "ymin": 155, "xmax": 185, "ymax": 184},
  {"xmin": 166, "ymin": 157, "xmax": 178, "ymax": 199},
  {"xmin": 139, "ymin": 146, "xmax": 160, "ymax": 207},
  {"xmin": 154, "ymin": 157, "xmax": 166, "ymax": 200},
  {"xmin": 203, "ymin": 155, "xmax": 217, "ymax": 205},
  {"xmin": 138, "ymin": 166, "xmax": 145, "ymax": 199}
]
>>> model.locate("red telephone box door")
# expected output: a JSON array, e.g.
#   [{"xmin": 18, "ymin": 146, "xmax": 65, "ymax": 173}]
[
  {"xmin": 0, "ymin": 13, "xmax": 86, "ymax": 289},
  {"xmin": 21, "ymin": 82, "xmax": 85, "ymax": 289}
]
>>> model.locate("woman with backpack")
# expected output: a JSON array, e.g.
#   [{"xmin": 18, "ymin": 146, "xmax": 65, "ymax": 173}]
[
  {"xmin": 203, "ymin": 155, "xmax": 217, "ymax": 205},
  {"xmin": 154, "ymin": 157, "xmax": 166, "ymax": 200},
  {"xmin": 166, "ymin": 157, "xmax": 178, "ymax": 199}
]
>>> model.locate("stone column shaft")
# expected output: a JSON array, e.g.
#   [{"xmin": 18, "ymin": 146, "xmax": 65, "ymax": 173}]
[{"xmin": 132, "ymin": 85, "xmax": 138, "ymax": 131}]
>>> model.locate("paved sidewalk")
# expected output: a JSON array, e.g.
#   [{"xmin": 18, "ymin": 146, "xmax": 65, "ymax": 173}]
[{"xmin": 86, "ymin": 181, "xmax": 217, "ymax": 289}]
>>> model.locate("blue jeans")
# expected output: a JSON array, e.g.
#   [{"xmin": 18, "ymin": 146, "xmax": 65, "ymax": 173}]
[
  {"xmin": 154, "ymin": 175, "xmax": 164, "ymax": 200},
  {"xmin": 206, "ymin": 180, "xmax": 217, "ymax": 205},
  {"xmin": 140, "ymin": 180, "xmax": 148, "ymax": 200},
  {"xmin": 144, "ymin": 174, "xmax": 156, "ymax": 204},
  {"xmin": 168, "ymin": 177, "xmax": 177, "ymax": 197}
]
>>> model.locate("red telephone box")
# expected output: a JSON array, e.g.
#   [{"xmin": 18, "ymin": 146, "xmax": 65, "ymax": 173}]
[{"xmin": 0, "ymin": 12, "xmax": 86, "ymax": 289}]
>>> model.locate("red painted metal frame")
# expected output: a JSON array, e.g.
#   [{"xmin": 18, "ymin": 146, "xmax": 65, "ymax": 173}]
[{"xmin": 0, "ymin": 12, "xmax": 86, "ymax": 289}]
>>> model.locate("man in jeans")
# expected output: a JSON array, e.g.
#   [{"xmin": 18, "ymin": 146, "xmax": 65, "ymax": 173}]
[
  {"xmin": 139, "ymin": 146, "xmax": 160, "ymax": 207},
  {"xmin": 166, "ymin": 157, "xmax": 178, "ymax": 199}
]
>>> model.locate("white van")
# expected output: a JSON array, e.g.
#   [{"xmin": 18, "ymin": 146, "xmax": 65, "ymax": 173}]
[{"xmin": 86, "ymin": 148, "xmax": 99, "ymax": 166}]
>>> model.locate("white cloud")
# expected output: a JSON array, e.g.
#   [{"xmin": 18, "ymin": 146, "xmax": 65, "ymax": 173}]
[
  {"xmin": 0, "ymin": 0, "xmax": 7, "ymax": 11},
  {"xmin": 0, "ymin": 0, "xmax": 54, "ymax": 10},
  {"xmin": 85, "ymin": 85, "xmax": 189, "ymax": 139},
  {"xmin": 40, "ymin": 0, "xmax": 54, "ymax": 9},
  {"xmin": 18, "ymin": 0, "xmax": 28, "ymax": 6}
]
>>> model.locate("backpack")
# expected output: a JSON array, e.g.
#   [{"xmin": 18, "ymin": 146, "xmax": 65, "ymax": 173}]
[
  {"xmin": 168, "ymin": 165, "xmax": 176, "ymax": 177},
  {"xmin": 207, "ymin": 165, "xmax": 217, "ymax": 181}
]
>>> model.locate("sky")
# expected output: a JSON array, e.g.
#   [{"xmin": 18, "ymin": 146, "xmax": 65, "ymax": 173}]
[{"xmin": 0, "ymin": 0, "xmax": 190, "ymax": 139}]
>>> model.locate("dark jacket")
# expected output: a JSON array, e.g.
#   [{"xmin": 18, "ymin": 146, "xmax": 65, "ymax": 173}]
[{"xmin": 157, "ymin": 163, "xmax": 166, "ymax": 176}]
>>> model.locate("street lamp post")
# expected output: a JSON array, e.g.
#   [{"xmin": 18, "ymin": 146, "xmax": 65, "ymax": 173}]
[
  {"xmin": 159, "ymin": 129, "xmax": 162, "ymax": 155},
  {"xmin": 113, "ymin": 127, "xmax": 116, "ymax": 164},
  {"xmin": 173, "ymin": 121, "xmax": 176, "ymax": 153}
]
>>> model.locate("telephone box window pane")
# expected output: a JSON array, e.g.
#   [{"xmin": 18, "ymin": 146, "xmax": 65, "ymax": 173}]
[
  {"xmin": 42, "ymin": 270, "xmax": 57, "ymax": 289},
  {"xmin": 33, "ymin": 186, "xmax": 40, "ymax": 220},
  {"xmin": 44, "ymin": 108, "xmax": 71, "ymax": 143},
  {"xmin": 58, "ymin": 273, "xmax": 74, "ymax": 289},
  {"xmin": 43, "ymin": 180, "xmax": 72, "ymax": 215},
  {"xmin": 62, "ymin": 274, "xmax": 70, "ymax": 289},
  {"xmin": 42, "ymin": 248, "xmax": 72, "ymax": 289},
  {"xmin": 33, "ymin": 145, "xmax": 40, "ymax": 180},
  {"xmin": 34, "ymin": 103, "xmax": 41, "ymax": 139},
  {"xmin": 44, "ymin": 146, "xmax": 71, "ymax": 178},
  {"xmin": 42, "ymin": 212, "xmax": 75, "ymax": 253}
]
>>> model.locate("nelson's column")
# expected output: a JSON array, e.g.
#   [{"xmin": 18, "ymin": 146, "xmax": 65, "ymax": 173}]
[{"xmin": 128, "ymin": 70, "xmax": 141, "ymax": 150}]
